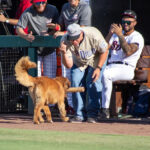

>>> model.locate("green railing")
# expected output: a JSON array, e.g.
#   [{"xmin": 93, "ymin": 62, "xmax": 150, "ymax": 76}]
[
  {"xmin": 0, "ymin": 35, "xmax": 61, "ymax": 47},
  {"xmin": 0, "ymin": 35, "xmax": 61, "ymax": 114}
]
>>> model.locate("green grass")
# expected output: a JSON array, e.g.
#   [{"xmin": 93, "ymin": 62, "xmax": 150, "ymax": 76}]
[{"xmin": 0, "ymin": 128, "xmax": 149, "ymax": 150}]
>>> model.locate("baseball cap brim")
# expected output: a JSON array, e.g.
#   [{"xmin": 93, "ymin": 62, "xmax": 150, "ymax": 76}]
[
  {"xmin": 67, "ymin": 34, "xmax": 80, "ymax": 41},
  {"xmin": 32, "ymin": 0, "xmax": 46, "ymax": 3},
  {"xmin": 122, "ymin": 13, "xmax": 136, "ymax": 19},
  {"xmin": 121, "ymin": 10, "xmax": 137, "ymax": 19}
]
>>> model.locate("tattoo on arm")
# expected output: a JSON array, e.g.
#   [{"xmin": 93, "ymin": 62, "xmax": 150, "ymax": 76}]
[{"xmin": 118, "ymin": 35, "xmax": 138, "ymax": 56}]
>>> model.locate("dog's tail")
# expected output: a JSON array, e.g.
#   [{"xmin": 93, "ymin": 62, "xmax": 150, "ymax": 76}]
[{"xmin": 15, "ymin": 56, "xmax": 36, "ymax": 87}]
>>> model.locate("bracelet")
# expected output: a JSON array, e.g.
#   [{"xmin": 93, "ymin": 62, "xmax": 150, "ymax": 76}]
[
  {"xmin": 96, "ymin": 66, "xmax": 102, "ymax": 71},
  {"xmin": 5, "ymin": 19, "xmax": 9, "ymax": 23},
  {"xmin": 55, "ymin": 24, "xmax": 60, "ymax": 31}
]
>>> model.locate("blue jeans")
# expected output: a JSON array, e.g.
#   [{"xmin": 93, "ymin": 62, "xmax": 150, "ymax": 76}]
[{"xmin": 71, "ymin": 64, "xmax": 106, "ymax": 120}]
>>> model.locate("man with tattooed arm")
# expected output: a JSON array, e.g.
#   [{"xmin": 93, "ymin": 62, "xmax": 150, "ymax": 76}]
[{"xmin": 100, "ymin": 10, "xmax": 144, "ymax": 118}]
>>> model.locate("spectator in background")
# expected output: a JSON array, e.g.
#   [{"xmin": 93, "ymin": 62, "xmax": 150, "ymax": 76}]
[
  {"xmin": 16, "ymin": 0, "xmax": 59, "ymax": 79},
  {"xmin": 84, "ymin": 0, "xmax": 90, "ymax": 5},
  {"xmin": 14, "ymin": 0, "xmax": 32, "ymax": 34},
  {"xmin": 47, "ymin": 0, "xmax": 92, "ymax": 114},
  {"xmin": 0, "ymin": 0, "xmax": 32, "ymax": 34},
  {"xmin": 101, "ymin": 10, "xmax": 144, "ymax": 119}
]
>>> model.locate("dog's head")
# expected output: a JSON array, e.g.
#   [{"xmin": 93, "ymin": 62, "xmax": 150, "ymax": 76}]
[{"xmin": 55, "ymin": 77, "xmax": 71, "ymax": 91}]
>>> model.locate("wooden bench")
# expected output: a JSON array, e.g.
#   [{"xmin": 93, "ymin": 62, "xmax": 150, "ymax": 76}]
[{"xmin": 109, "ymin": 45, "xmax": 150, "ymax": 116}]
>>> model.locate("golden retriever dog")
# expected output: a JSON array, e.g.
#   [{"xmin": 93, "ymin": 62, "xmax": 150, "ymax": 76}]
[{"xmin": 15, "ymin": 56, "xmax": 70, "ymax": 124}]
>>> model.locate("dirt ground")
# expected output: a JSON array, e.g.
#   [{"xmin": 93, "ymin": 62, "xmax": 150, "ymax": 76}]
[{"xmin": 0, "ymin": 114, "xmax": 150, "ymax": 136}]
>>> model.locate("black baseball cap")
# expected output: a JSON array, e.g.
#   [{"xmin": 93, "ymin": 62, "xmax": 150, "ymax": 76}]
[{"xmin": 122, "ymin": 10, "xmax": 137, "ymax": 20}]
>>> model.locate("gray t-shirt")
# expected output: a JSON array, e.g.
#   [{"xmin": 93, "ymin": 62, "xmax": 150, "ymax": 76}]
[
  {"xmin": 59, "ymin": 0, "xmax": 92, "ymax": 30},
  {"xmin": 17, "ymin": 4, "xmax": 59, "ymax": 35}
]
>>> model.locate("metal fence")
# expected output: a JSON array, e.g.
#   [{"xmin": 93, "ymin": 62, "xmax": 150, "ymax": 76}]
[{"xmin": 0, "ymin": 48, "xmax": 28, "ymax": 113}]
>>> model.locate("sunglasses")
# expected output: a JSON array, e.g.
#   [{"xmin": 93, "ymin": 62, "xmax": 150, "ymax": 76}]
[
  {"xmin": 35, "ymin": 2, "xmax": 46, "ymax": 6},
  {"xmin": 121, "ymin": 20, "xmax": 133, "ymax": 25}
]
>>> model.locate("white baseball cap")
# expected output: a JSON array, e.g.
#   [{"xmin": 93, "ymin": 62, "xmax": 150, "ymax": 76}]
[{"xmin": 67, "ymin": 23, "xmax": 82, "ymax": 41}]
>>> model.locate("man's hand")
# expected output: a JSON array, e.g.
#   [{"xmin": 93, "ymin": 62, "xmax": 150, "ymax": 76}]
[
  {"xmin": 25, "ymin": 31, "xmax": 35, "ymax": 42},
  {"xmin": 46, "ymin": 23, "xmax": 56, "ymax": 29},
  {"xmin": 60, "ymin": 41, "xmax": 73, "ymax": 68},
  {"xmin": 111, "ymin": 23, "xmax": 123, "ymax": 36},
  {"xmin": 53, "ymin": 31, "xmax": 65, "ymax": 39},
  {"xmin": 108, "ymin": 24, "xmax": 115, "ymax": 35},
  {"xmin": 60, "ymin": 41, "xmax": 67, "ymax": 54},
  {"xmin": 47, "ymin": 23, "xmax": 60, "ymax": 30},
  {"xmin": 0, "ymin": 14, "xmax": 6, "ymax": 22},
  {"xmin": 92, "ymin": 68, "xmax": 101, "ymax": 82},
  {"xmin": 40, "ymin": 30, "xmax": 49, "ymax": 36}
]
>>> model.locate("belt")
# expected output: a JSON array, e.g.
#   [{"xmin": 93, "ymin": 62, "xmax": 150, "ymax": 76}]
[{"xmin": 108, "ymin": 61, "xmax": 129, "ymax": 66}]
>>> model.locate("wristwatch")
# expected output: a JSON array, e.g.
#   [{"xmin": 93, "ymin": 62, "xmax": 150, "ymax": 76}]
[
  {"xmin": 5, "ymin": 19, "xmax": 9, "ymax": 23},
  {"xmin": 96, "ymin": 66, "xmax": 102, "ymax": 71}
]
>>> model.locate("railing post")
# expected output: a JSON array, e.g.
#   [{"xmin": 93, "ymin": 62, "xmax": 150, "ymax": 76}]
[{"xmin": 27, "ymin": 47, "xmax": 37, "ymax": 114}]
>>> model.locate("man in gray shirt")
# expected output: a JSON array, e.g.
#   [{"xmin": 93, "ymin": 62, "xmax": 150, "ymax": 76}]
[
  {"xmin": 16, "ymin": 0, "xmax": 59, "ymax": 78},
  {"xmin": 59, "ymin": 0, "xmax": 92, "ymax": 31}
]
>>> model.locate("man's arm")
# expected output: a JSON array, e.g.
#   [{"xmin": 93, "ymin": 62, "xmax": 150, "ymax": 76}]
[
  {"xmin": 105, "ymin": 24, "xmax": 114, "ymax": 43},
  {"xmin": 0, "ymin": 14, "xmax": 18, "ymax": 25},
  {"xmin": 92, "ymin": 49, "xmax": 109, "ymax": 82},
  {"xmin": 112, "ymin": 23, "xmax": 138, "ymax": 56},
  {"xmin": 118, "ymin": 34, "xmax": 138, "ymax": 56},
  {"xmin": 59, "ymin": 41, "xmax": 73, "ymax": 68},
  {"xmin": 97, "ymin": 49, "xmax": 109, "ymax": 69},
  {"xmin": 16, "ymin": 27, "xmax": 35, "ymax": 42},
  {"xmin": 61, "ymin": 52, "xmax": 73, "ymax": 69},
  {"xmin": 105, "ymin": 32, "xmax": 113, "ymax": 43}
]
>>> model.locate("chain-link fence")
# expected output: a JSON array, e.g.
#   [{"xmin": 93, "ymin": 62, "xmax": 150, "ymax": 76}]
[{"xmin": 0, "ymin": 48, "xmax": 28, "ymax": 113}]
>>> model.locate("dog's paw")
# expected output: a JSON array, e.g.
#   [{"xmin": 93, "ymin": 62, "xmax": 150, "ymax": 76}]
[
  {"xmin": 47, "ymin": 120, "xmax": 53, "ymax": 123},
  {"xmin": 40, "ymin": 119, "xmax": 45, "ymax": 123},
  {"xmin": 62, "ymin": 117, "xmax": 69, "ymax": 122},
  {"xmin": 33, "ymin": 121, "xmax": 40, "ymax": 125}
]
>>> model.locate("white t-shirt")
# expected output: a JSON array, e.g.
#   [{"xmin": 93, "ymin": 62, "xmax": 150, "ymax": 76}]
[{"xmin": 108, "ymin": 30, "xmax": 144, "ymax": 68}]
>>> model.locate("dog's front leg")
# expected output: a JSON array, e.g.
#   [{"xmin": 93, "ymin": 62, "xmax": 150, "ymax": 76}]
[{"xmin": 33, "ymin": 103, "xmax": 42, "ymax": 124}]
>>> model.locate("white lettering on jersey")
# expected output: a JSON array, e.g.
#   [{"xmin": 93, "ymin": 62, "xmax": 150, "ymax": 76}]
[
  {"xmin": 111, "ymin": 41, "xmax": 121, "ymax": 51},
  {"xmin": 78, "ymin": 48, "xmax": 96, "ymax": 60},
  {"xmin": 72, "ymin": 14, "xmax": 78, "ymax": 21}
]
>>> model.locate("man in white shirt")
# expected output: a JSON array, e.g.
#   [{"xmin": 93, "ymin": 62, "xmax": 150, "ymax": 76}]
[{"xmin": 101, "ymin": 10, "xmax": 144, "ymax": 118}]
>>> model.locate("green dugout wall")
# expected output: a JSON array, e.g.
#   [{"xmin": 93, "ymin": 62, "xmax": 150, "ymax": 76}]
[{"xmin": 0, "ymin": 35, "xmax": 61, "ymax": 114}]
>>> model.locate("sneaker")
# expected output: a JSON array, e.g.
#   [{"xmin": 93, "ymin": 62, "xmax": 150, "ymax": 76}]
[
  {"xmin": 99, "ymin": 108, "xmax": 110, "ymax": 119},
  {"xmin": 69, "ymin": 116, "xmax": 83, "ymax": 123},
  {"xmin": 87, "ymin": 117, "xmax": 97, "ymax": 123}
]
